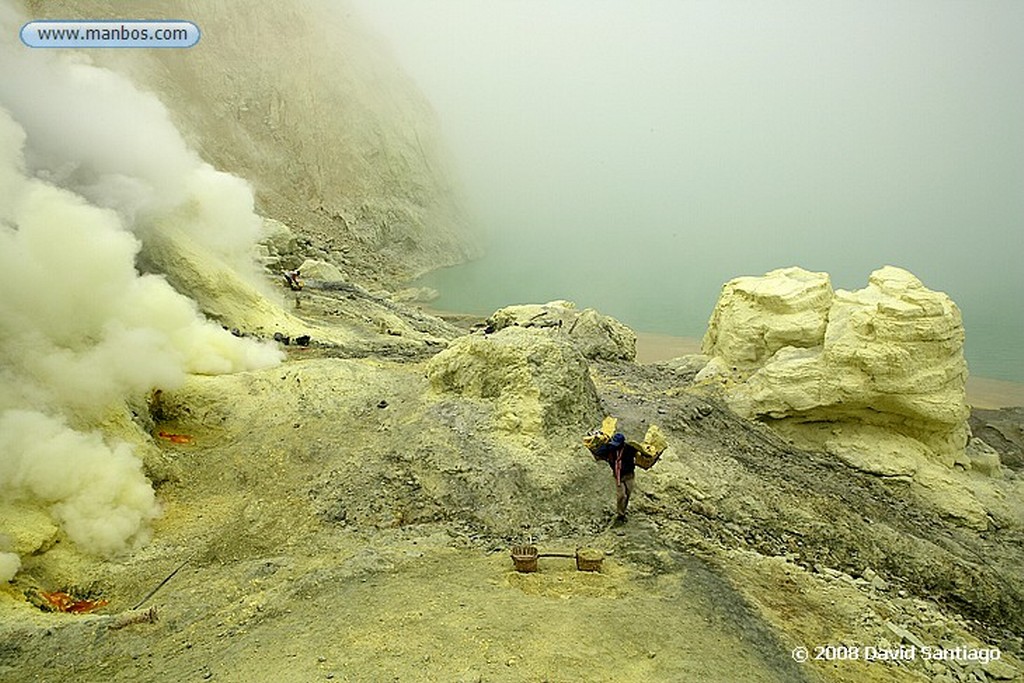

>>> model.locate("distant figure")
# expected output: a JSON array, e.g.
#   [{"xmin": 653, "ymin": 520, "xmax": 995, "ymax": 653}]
[
  {"xmin": 283, "ymin": 269, "xmax": 303, "ymax": 291},
  {"xmin": 591, "ymin": 433, "xmax": 637, "ymax": 521}
]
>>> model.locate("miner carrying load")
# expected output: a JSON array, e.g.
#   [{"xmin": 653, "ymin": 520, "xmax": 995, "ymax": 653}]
[{"xmin": 583, "ymin": 417, "xmax": 667, "ymax": 522}]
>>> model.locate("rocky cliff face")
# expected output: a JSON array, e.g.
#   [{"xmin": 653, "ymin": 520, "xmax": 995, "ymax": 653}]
[{"xmin": 25, "ymin": 0, "xmax": 476, "ymax": 285}]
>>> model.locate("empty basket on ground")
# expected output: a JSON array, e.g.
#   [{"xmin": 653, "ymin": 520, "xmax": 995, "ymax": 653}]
[
  {"xmin": 510, "ymin": 545, "xmax": 539, "ymax": 572},
  {"xmin": 574, "ymin": 547, "xmax": 603, "ymax": 572},
  {"xmin": 509, "ymin": 546, "xmax": 604, "ymax": 573}
]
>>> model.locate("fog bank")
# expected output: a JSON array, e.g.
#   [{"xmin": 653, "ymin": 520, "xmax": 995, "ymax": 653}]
[{"xmin": 356, "ymin": 0, "xmax": 1024, "ymax": 380}]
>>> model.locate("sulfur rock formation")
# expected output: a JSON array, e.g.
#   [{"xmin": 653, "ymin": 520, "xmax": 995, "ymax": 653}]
[
  {"xmin": 425, "ymin": 326, "xmax": 601, "ymax": 436},
  {"xmin": 700, "ymin": 266, "xmax": 984, "ymax": 526},
  {"xmin": 486, "ymin": 300, "xmax": 636, "ymax": 361},
  {"xmin": 296, "ymin": 259, "xmax": 346, "ymax": 283},
  {"xmin": 701, "ymin": 267, "xmax": 833, "ymax": 373}
]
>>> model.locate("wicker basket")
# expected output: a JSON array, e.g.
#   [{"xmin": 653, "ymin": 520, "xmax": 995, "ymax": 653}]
[
  {"xmin": 634, "ymin": 449, "xmax": 662, "ymax": 470},
  {"xmin": 510, "ymin": 545, "xmax": 539, "ymax": 573},
  {"xmin": 575, "ymin": 547, "xmax": 604, "ymax": 572}
]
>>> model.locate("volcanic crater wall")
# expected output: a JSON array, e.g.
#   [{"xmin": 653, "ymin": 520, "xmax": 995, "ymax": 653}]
[{"xmin": 24, "ymin": 0, "xmax": 477, "ymax": 283}]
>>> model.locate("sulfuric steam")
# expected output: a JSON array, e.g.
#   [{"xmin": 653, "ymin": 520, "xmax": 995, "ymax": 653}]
[{"xmin": 0, "ymin": 3, "xmax": 284, "ymax": 579}]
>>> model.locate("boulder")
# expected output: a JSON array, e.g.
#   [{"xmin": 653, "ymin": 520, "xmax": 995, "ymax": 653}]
[
  {"xmin": 425, "ymin": 326, "xmax": 601, "ymax": 435},
  {"xmin": 571, "ymin": 308, "xmax": 637, "ymax": 361},
  {"xmin": 702, "ymin": 267, "xmax": 832, "ymax": 370},
  {"xmin": 966, "ymin": 437, "xmax": 1003, "ymax": 478},
  {"xmin": 705, "ymin": 267, "xmax": 969, "ymax": 458},
  {"xmin": 486, "ymin": 300, "xmax": 636, "ymax": 361},
  {"xmin": 723, "ymin": 266, "xmax": 968, "ymax": 461},
  {"xmin": 297, "ymin": 258, "xmax": 345, "ymax": 282},
  {"xmin": 260, "ymin": 218, "xmax": 299, "ymax": 259},
  {"xmin": 487, "ymin": 300, "xmax": 576, "ymax": 331},
  {"xmin": 701, "ymin": 266, "xmax": 977, "ymax": 522}
]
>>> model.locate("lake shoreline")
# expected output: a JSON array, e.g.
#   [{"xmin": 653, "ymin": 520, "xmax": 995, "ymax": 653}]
[
  {"xmin": 424, "ymin": 307, "xmax": 1022, "ymax": 408},
  {"xmin": 632, "ymin": 331, "xmax": 1023, "ymax": 409}
]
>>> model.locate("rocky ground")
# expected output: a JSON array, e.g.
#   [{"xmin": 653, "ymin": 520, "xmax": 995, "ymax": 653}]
[{"xmin": 1, "ymin": 285, "xmax": 1022, "ymax": 683}]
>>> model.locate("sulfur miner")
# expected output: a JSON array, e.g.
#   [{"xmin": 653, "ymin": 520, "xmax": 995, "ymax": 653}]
[{"xmin": 583, "ymin": 417, "xmax": 667, "ymax": 522}]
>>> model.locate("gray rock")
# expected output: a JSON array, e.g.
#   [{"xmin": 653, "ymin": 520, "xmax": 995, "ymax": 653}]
[
  {"xmin": 297, "ymin": 259, "xmax": 345, "ymax": 282},
  {"xmin": 660, "ymin": 354, "xmax": 711, "ymax": 378},
  {"xmin": 426, "ymin": 326, "xmax": 601, "ymax": 435},
  {"xmin": 862, "ymin": 567, "xmax": 890, "ymax": 591},
  {"xmin": 967, "ymin": 438, "xmax": 1003, "ymax": 478},
  {"xmin": 885, "ymin": 621, "xmax": 926, "ymax": 650},
  {"xmin": 982, "ymin": 658, "xmax": 1018, "ymax": 680},
  {"xmin": 486, "ymin": 301, "xmax": 636, "ymax": 361}
]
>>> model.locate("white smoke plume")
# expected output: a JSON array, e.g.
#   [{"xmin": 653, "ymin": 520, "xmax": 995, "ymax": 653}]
[
  {"xmin": 0, "ymin": 411, "xmax": 158, "ymax": 557},
  {"xmin": 0, "ymin": 8, "xmax": 265, "ymax": 277},
  {"xmin": 0, "ymin": 552, "xmax": 18, "ymax": 583},
  {"xmin": 0, "ymin": 4, "xmax": 283, "ymax": 571}
]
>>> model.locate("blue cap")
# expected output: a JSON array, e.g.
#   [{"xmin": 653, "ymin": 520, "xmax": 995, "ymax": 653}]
[{"xmin": 610, "ymin": 433, "xmax": 625, "ymax": 447}]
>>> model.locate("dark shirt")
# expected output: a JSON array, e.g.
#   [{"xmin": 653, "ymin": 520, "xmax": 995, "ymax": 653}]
[{"xmin": 593, "ymin": 441, "xmax": 637, "ymax": 479}]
